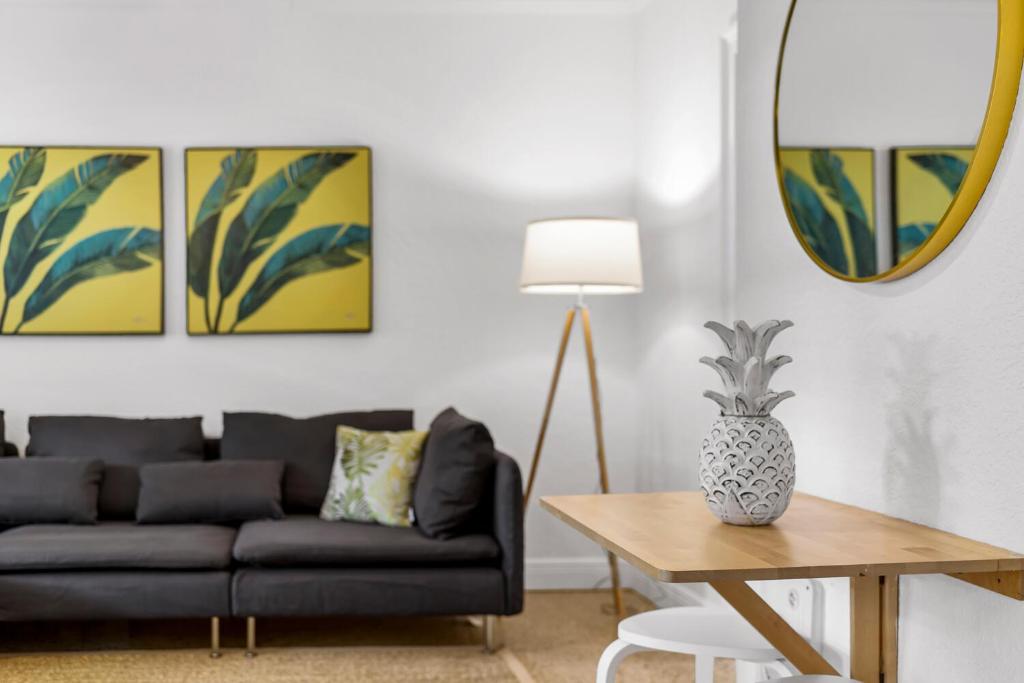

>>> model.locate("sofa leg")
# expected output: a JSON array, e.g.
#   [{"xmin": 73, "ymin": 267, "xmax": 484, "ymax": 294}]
[
  {"xmin": 483, "ymin": 615, "xmax": 504, "ymax": 653},
  {"xmin": 210, "ymin": 617, "xmax": 221, "ymax": 659},
  {"xmin": 245, "ymin": 616, "xmax": 257, "ymax": 658}
]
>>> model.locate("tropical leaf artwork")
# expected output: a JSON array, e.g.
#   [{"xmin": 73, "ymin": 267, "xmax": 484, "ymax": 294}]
[
  {"xmin": 908, "ymin": 153, "xmax": 969, "ymax": 195},
  {"xmin": 779, "ymin": 148, "xmax": 876, "ymax": 278},
  {"xmin": 185, "ymin": 147, "xmax": 372, "ymax": 334},
  {"xmin": 0, "ymin": 147, "xmax": 163, "ymax": 335},
  {"xmin": 892, "ymin": 147, "xmax": 973, "ymax": 263}
]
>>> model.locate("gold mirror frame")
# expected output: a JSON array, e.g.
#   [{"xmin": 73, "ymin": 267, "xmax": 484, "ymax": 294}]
[{"xmin": 774, "ymin": 0, "xmax": 1024, "ymax": 282}]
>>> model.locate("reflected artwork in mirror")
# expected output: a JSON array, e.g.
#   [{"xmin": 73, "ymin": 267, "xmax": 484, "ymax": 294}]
[{"xmin": 774, "ymin": 0, "xmax": 1024, "ymax": 282}]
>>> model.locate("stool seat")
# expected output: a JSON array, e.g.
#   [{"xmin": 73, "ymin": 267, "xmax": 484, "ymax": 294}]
[{"xmin": 617, "ymin": 606, "xmax": 781, "ymax": 662}]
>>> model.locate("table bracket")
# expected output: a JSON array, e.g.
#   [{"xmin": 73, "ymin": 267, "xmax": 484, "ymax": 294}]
[
  {"xmin": 948, "ymin": 570, "xmax": 1024, "ymax": 600},
  {"xmin": 709, "ymin": 580, "xmax": 840, "ymax": 677}
]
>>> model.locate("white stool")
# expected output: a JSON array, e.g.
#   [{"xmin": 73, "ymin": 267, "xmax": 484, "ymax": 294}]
[
  {"xmin": 596, "ymin": 606, "xmax": 784, "ymax": 683},
  {"xmin": 758, "ymin": 677, "xmax": 861, "ymax": 682}
]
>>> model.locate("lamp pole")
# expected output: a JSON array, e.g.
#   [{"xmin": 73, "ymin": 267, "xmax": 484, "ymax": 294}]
[{"xmin": 522, "ymin": 290, "xmax": 624, "ymax": 619}]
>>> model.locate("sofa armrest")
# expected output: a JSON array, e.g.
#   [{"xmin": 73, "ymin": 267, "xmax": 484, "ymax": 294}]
[
  {"xmin": 492, "ymin": 450, "xmax": 524, "ymax": 615},
  {"xmin": 2, "ymin": 442, "xmax": 17, "ymax": 458}
]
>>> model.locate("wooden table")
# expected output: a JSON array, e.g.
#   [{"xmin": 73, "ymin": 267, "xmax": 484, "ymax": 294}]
[{"xmin": 542, "ymin": 491, "xmax": 1024, "ymax": 683}]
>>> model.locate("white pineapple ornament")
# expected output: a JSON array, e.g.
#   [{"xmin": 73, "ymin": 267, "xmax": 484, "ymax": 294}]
[{"xmin": 699, "ymin": 320, "xmax": 796, "ymax": 526}]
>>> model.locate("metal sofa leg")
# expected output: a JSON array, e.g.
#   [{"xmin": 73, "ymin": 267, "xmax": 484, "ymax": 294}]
[
  {"xmin": 245, "ymin": 616, "xmax": 257, "ymax": 658},
  {"xmin": 483, "ymin": 615, "xmax": 504, "ymax": 653},
  {"xmin": 210, "ymin": 617, "xmax": 222, "ymax": 659}
]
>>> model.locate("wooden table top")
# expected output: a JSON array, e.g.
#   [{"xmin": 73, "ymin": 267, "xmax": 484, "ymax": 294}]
[{"xmin": 541, "ymin": 491, "xmax": 1024, "ymax": 583}]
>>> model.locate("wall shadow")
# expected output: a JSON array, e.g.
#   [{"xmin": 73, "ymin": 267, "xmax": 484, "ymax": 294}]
[{"xmin": 882, "ymin": 332, "xmax": 949, "ymax": 526}]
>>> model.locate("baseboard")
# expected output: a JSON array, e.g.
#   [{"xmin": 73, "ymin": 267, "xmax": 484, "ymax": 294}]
[
  {"xmin": 525, "ymin": 557, "xmax": 614, "ymax": 591},
  {"xmin": 525, "ymin": 557, "xmax": 716, "ymax": 608}
]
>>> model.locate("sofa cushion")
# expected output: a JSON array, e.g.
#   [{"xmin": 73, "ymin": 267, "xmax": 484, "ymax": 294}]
[
  {"xmin": 231, "ymin": 567, "xmax": 506, "ymax": 618},
  {"xmin": 137, "ymin": 460, "xmax": 285, "ymax": 524},
  {"xmin": 0, "ymin": 523, "xmax": 236, "ymax": 571},
  {"xmin": 221, "ymin": 411, "xmax": 414, "ymax": 512},
  {"xmin": 413, "ymin": 408, "xmax": 496, "ymax": 539},
  {"xmin": 320, "ymin": 427, "xmax": 427, "ymax": 527},
  {"xmin": 0, "ymin": 458, "xmax": 103, "ymax": 524},
  {"xmin": 233, "ymin": 516, "xmax": 499, "ymax": 567},
  {"xmin": 27, "ymin": 416, "xmax": 205, "ymax": 519}
]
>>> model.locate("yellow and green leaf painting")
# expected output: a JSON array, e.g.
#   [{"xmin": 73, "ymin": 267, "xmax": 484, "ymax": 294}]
[
  {"xmin": 0, "ymin": 146, "xmax": 162, "ymax": 335},
  {"xmin": 185, "ymin": 147, "xmax": 371, "ymax": 334},
  {"xmin": 892, "ymin": 147, "xmax": 973, "ymax": 264},
  {"xmin": 779, "ymin": 148, "xmax": 876, "ymax": 278}
]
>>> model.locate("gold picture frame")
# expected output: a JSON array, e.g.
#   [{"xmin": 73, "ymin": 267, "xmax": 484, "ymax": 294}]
[
  {"xmin": 0, "ymin": 145, "xmax": 164, "ymax": 335},
  {"xmin": 184, "ymin": 146, "xmax": 372, "ymax": 335}
]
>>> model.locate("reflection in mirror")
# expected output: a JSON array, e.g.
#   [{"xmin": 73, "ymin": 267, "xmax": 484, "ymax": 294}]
[{"xmin": 776, "ymin": 0, "xmax": 997, "ymax": 280}]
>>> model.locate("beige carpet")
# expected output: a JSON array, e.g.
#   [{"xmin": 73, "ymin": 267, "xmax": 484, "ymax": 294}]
[{"xmin": 0, "ymin": 591, "xmax": 735, "ymax": 682}]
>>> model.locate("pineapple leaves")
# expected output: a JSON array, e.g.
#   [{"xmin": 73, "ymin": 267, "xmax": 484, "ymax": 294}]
[
  {"xmin": 909, "ymin": 153, "xmax": 969, "ymax": 195},
  {"xmin": 188, "ymin": 149, "xmax": 256, "ymax": 307},
  {"xmin": 752, "ymin": 320, "xmax": 793, "ymax": 360},
  {"xmin": 216, "ymin": 152, "xmax": 355, "ymax": 304},
  {"xmin": 700, "ymin": 356, "xmax": 745, "ymax": 390},
  {"xmin": 0, "ymin": 148, "xmax": 46, "ymax": 243},
  {"xmin": 232, "ymin": 224, "xmax": 370, "ymax": 331},
  {"xmin": 703, "ymin": 321, "xmax": 737, "ymax": 356},
  {"xmin": 702, "ymin": 320, "xmax": 795, "ymax": 416},
  {"xmin": 19, "ymin": 227, "xmax": 160, "ymax": 332},
  {"xmin": 755, "ymin": 391, "xmax": 795, "ymax": 415},
  {"xmin": 702, "ymin": 390, "xmax": 733, "ymax": 414},
  {"xmin": 2, "ymin": 153, "xmax": 147, "ymax": 301}
]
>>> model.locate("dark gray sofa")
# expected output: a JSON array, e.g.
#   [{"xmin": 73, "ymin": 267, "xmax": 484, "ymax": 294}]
[{"xmin": 0, "ymin": 412, "xmax": 523, "ymax": 656}]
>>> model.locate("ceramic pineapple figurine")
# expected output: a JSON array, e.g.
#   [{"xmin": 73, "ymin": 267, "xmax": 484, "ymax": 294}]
[{"xmin": 699, "ymin": 320, "xmax": 795, "ymax": 525}]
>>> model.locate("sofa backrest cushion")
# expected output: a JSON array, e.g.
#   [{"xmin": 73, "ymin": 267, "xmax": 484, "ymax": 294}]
[
  {"xmin": 413, "ymin": 407, "xmax": 496, "ymax": 540},
  {"xmin": 220, "ymin": 410, "xmax": 414, "ymax": 512},
  {"xmin": 27, "ymin": 416, "xmax": 205, "ymax": 519},
  {"xmin": 137, "ymin": 460, "xmax": 285, "ymax": 524},
  {"xmin": 0, "ymin": 458, "xmax": 104, "ymax": 524}
]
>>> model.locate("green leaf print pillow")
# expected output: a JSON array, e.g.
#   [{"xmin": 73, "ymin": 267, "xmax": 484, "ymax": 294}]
[{"xmin": 319, "ymin": 426, "xmax": 428, "ymax": 527}]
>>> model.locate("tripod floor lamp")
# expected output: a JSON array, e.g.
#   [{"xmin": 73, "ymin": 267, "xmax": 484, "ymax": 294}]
[{"xmin": 519, "ymin": 217, "xmax": 643, "ymax": 619}]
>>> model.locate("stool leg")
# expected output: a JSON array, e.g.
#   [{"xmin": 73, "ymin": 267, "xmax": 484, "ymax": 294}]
[
  {"xmin": 209, "ymin": 617, "xmax": 221, "ymax": 659},
  {"xmin": 245, "ymin": 617, "xmax": 257, "ymax": 658},
  {"xmin": 596, "ymin": 639, "xmax": 643, "ymax": 683},
  {"xmin": 695, "ymin": 655, "xmax": 714, "ymax": 683}
]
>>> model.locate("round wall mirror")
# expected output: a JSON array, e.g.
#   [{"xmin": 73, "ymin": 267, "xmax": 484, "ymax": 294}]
[{"xmin": 774, "ymin": 0, "xmax": 1023, "ymax": 282}]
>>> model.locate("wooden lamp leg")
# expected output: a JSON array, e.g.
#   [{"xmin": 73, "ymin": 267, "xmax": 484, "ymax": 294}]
[
  {"xmin": 580, "ymin": 306, "xmax": 624, "ymax": 619},
  {"xmin": 524, "ymin": 304, "xmax": 624, "ymax": 619},
  {"xmin": 523, "ymin": 307, "xmax": 577, "ymax": 506}
]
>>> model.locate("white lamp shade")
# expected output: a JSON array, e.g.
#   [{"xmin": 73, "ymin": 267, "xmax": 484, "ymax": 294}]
[{"xmin": 519, "ymin": 217, "xmax": 643, "ymax": 295}]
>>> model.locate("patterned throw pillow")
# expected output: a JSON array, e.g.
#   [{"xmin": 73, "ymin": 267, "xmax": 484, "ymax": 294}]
[{"xmin": 319, "ymin": 426, "xmax": 428, "ymax": 527}]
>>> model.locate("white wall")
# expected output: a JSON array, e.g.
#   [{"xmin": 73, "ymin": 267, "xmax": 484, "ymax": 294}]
[
  {"xmin": 739, "ymin": 0, "xmax": 1024, "ymax": 678},
  {"xmin": 0, "ymin": 0, "xmax": 643, "ymax": 569},
  {"xmin": 634, "ymin": 0, "xmax": 736, "ymax": 496}
]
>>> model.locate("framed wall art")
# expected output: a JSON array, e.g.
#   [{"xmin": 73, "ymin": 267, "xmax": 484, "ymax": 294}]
[
  {"xmin": 0, "ymin": 146, "xmax": 163, "ymax": 335},
  {"xmin": 778, "ymin": 147, "xmax": 877, "ymax": 279},
  {"xmin": 891, "ymin": 146, "xmax": 974, "ymax": 264},
  {"xmin": 185, "ymin": 146, "xmax": 372, "ymax": 335}
]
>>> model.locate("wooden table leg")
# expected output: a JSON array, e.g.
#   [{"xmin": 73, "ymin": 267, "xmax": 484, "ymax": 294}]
[
  {"xmin": 883, "ymin": 576, "xmax": 899, "ymax": 682},
  {"xmin": 710, "ymin": 580, "xmax": 839, "ymax": 676},
  {"xmin": 851, "ymin": 575, "xmax": 899, "ymax": 683}
]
